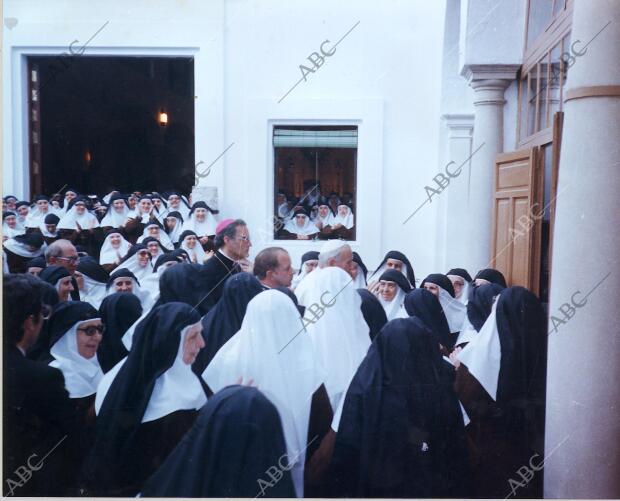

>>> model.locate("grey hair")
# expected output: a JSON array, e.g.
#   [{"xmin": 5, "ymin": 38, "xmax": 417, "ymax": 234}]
[
  {"xmin": 318, "ymin": 243, "xmax": 349, "ymax": 267},
  {"xmin": 44, "ymin": 239, "xmax": 73, "ymax": 263}
]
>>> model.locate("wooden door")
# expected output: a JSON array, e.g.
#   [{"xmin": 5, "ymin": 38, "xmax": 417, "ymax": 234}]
[{"xmin": 490, "ymin": 146, "xmax": 544, "ymax": 293}]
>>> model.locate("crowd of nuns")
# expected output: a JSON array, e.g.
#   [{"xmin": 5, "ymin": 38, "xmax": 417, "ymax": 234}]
[{"xmin": 2, "ymin": 188, "xmax": 547, "ymax": 498}]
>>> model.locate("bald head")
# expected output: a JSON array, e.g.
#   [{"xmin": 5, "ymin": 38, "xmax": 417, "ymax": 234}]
[{"xmin": 45, "ymin": 239, "xmax": 78, "ymax": 274}]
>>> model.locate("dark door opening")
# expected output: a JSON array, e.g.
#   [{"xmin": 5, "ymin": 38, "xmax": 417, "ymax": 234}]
[{"xmin": 27, "ymin": 56, "xmax": 195, "ymax": 198}]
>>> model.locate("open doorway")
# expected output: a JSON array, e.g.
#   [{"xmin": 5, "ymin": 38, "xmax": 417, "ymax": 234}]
[{"xmin": 27, "ymin": 56, "xmax": 195, "ymax": 198}]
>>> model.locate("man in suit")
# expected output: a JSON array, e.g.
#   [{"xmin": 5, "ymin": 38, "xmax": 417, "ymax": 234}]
[
  {"xmin": 253, "ymin": 247, "xmax": 294, "ymax": 290},
  {"xmin": 3, "ymin": 273, "xmax": 77, "ymax": 496}
]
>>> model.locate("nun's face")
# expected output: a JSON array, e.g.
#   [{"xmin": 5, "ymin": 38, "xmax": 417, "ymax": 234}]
[
  {"xmin": 153, "ymin": 199, "xmax": 162, "ymax": 209},
  {"xmin": 5, "ymin": 215, "xmax": 16, "ymax": 228},
  {"xmin": 337, "ymin": 206, "xmax": 349, "ymax": 217},
  {"xmin": 319, "ymin": 206, "xmax": 330, "ymax": 218},
  {"xmin": 380, "ymin": 281, "xmax": 398, "ymax": 301},
  {"xmin": 349, "ymin": 261, "xmax": 359, "ymax": 279},
  {"xmin": 147, "ymin": 225, "xmax": 160, "ymax": 237},
  {"xmin": 18, "ymin": 206, "xmax": 30, "ymax": 217},
  {"xmin": 182, "ymin": 321, "xmax": 205, "ymax": 364},
  {"xmin": 127, "ymin": 197, "xmax": 137, "ymax": 209},
  {"xmin": 168, "ymin": 195, "xmax": 180, "ymax": 208},
  {"xmin": 423, "ymin": 282, "xmax": 440, "ymax": 297},
  {"xmin": 137, "ymin": 249, "xmax": 151, "ymax": 267},
  {"xmin": 6, "ymin": 198, "xmax": 16, "ymax": 210},
  {"xmin": 295, "ymin": 214, "xmax": 307, "ymax": 227},
  {"xmin": 51, "ymin": 201, "xmax": 60, "ymax": 209},
  {"xmin": 166, "ymin": 217, "xmax": 178, "ymax": 229},
  {"xmin": 276, "ymin": 194, "xmax": 286, "ymax": 205},
  {"xmin": 194, "ymin": 208, "xmax": 207, "ymax": 222},
  {"xmin": 474, "ymin": 278, "xmax": 491, "ymax": 287},
  {"xmin": 65, "ymin": 191, "xmax": 77, "ymax": 202},
  {"xmin": 76, "ymin": 319, "xmax": 103, "ymax": 359},
  {"xmin": 27, "ymin": 266, "xmax": 43, "ymax": 276},
  {"xmin": 73, "ymin": 271, "xmax": 85, "ymax": 290},
  {"xmin": 45, "ymin": 224, "xmax": 57, "ymax": 234},
  {"xmin": 109, "ymin": 234, "xmax": 122, "ymax": 247},
  {"xmin": 386, "ymin": 258, "xmax": 403, "ymax": 273},
  {"xmin": 113, "ymin": 199, "xmax": 126, "ymax": 212},
  {"xmin": 184, "ymin": 235, "xmax": 197, "ymax": 248},
  {"xmin": 114, "ymin": 277, "xmax": 133, "ymax": 293},
  {"xmin": 75, "ymin": 203, "xmax": 86, "ymax": 215},
  {"xmin": 448, "ymin": 275, "xmax": 465, "ymax": 298},
  {"xmin": 58, "ymin": 276, "xmax": 74, "ymax": 301},
  {"xmin": 304, "ymin": 259, "xmax": 319, "ymax": 273},
  {"xmin": 36, "ymin": 200, "xmax": 49, "ymax": 212},
  {"xmin": 147, "ymin": 242, "xmax": 160, "ymax": 257},
  {"xmin": 139, "ymin": 199, "xmax": 152, "ymax": 213}
]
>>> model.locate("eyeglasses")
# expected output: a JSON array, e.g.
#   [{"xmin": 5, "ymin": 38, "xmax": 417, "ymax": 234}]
[
  {"xmin": 57, "ymin": 255, "xmax": 80, "ymax": 264},
  {"xmin": 77, "ymin": 325, "xmax": 104, "ymax": 336},
  {"xmin": 236, "ymin": 235, "xmax": 250, "ymax": 242}
]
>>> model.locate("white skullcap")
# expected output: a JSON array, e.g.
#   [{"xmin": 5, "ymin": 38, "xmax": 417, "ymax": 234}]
[{"xmin": 319, "ymin": 239, "xmax": 348, "ymax": 256}]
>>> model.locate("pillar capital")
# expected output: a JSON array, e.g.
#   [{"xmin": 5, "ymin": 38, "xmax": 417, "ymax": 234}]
[{"xmin": 441, "ymin": 113, "xmax": 474, "ymax": 139}]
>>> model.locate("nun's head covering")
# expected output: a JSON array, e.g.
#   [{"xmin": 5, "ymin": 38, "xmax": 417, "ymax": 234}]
[
  {"xmin": 421, "ymin": 273, "xmax": 455, "ymax": 297},
  {"xmin": 352, "ymin": 252, "xmax": 367, "ymax": 280},
  {"xmin": 99, "ymin": 230, "xmax": 132, "ymax": 265},
  {"xmin": 203, "ymin": 290, "xmax": 324, "ymax": 497},
  {"xmin": 107, "ymin": 267, "xmax": 140, "ymax": 289},
  {"xmin": 191, "ymin": 272, "xmax": 264, "ymax": 376},
  {"xmin": 467, "ymin": 283, "xmax": 505, "ymax": 332},
  {"xmin": 39, "ymin": 265, "xmax": 70, "ymax": 287},
  {"xmin": 474, "ymin": 268, "xmax": 507, "ymax": 288},
  {"xmin": 370, "ymin": 250, "xmax": 417, "ymax": 288},
  {"xmin": 77, "ymin": 256, "xmax": 109, "ymax": 283},
  {"xmin": 142, "ymin": 236, "xmax": 170, "ymax": 254},
  {"xmin": 44, "ymin": 213, "xmax": 60, "ymax": 225},
  {"xmin": 153, "ymin": 249, "xmax": 188, "ymax": 272},
  {"xmin": 178, "ymin": 230, "xmax": 198, "ymax": 243},
  {"xmin": 14, "ymin": 232, "xmax": 45, "ymax": 251},
  {"xmin": 47, "ymin": 301, "xmax": 103, "ymax": 398},
  {"xmin": 140, "ymin": 385, "xmax": 296, "ymax": 498},
  {"xmin": 97, "ymin": 292, "xmax": 142, "ymax": 373},
  {"xmin": 156, "ymin": 262, "xmax": 206, "ymax": 308},
  {"xmin": 189, "ymin": 201, "xmax": 219, "ymax": 216},
  {"xmin": 88, "ymin": 303, "xmax": 204, "ymax": 493},
  {"xmin": 379, "ymin": 269, "xmax": 412, "ymax": 293},
  {"xmin": 404, "ymin": 288, "xmax": 454, "ymax": 350},
  {"xmin": 357, "ymin": 288, "xmax": 388, "ymax": 341},
  {"xmin": 298, "ymin": 251, "xmax": 319, "ymax": 273},
  {"xmin": 447, "ymin": 268, "xmax": 473, "ymax": 283}
]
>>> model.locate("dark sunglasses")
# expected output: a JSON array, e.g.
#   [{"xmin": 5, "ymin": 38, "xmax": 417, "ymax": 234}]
[{"xmin": 77, "ymin": 325, "xmax": 104, "ymax": 336}]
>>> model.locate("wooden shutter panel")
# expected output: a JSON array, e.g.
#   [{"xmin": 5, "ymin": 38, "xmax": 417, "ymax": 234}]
[{"xmin": 490, "ymin": 146, "xmax": 543, "ymax": 293}]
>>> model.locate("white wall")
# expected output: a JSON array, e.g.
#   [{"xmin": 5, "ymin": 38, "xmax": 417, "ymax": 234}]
[{"xmin": 3, "ymin": 0, "xmax": 447, "ymax": 275}]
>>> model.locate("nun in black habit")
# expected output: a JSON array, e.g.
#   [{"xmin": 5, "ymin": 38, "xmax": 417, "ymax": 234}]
[
  {"xmin": 140, "ymin": 385, "xmax": 296, "ymax": 498},
  {"xmin": 46, "ymin": 301, "xmax": 104, "ymax": 493},
  {"xmin": 97, "ymin": 292, "xmax": 143, "ymax": 373},
  {"xmin": 191, "ymin": 272, "xmax": 264, "ymax": 380},
  {"xmin": 474, "ymin": 267, "xmax": 508, "ymax": 288},
  {"xmin": 453, "ymin": 286, "xmax": 546, "ymax": 498},
  {"xmin": 3, "ymin": 232, "xmax": 45, "ymax": 273},
  {"xmin": 82, "ymin": 303, "xmax": 206, "ymax": 496},
  {"xmin": 368, "ymin": 250, "xmax": 417, "ymax": 290},
  {"xmin": 328, "ymin": 317, "xmax": 471, "ymax": 498},
  {"xmin": 405, "ymin": 288, "xmax": 455, "ymax": 353},
  {"xmin": 357, "ymin": 288, "xmax": 388, "ymax": 341}
]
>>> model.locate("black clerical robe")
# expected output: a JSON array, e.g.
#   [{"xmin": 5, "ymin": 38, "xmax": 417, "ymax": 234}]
[
  {"xmin": 197, "ymin": 250, "xmax": 241, "ymax": 311},
  {"xmin": 3, "ymin": 345, "xmax": 79, "ymax": 496}
]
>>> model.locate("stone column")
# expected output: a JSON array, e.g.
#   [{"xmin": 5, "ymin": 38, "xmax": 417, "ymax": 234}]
[
  {"xmin": 544, "ymin": 0, "xmax": 620, "ymax": 498},
  {"xmin": 440, "ymin": 113, "xmax": 474, "ymax": 271},
  {"xmin": 461, "ymin": 65, "xmax": 518, "ymax": 271}
]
